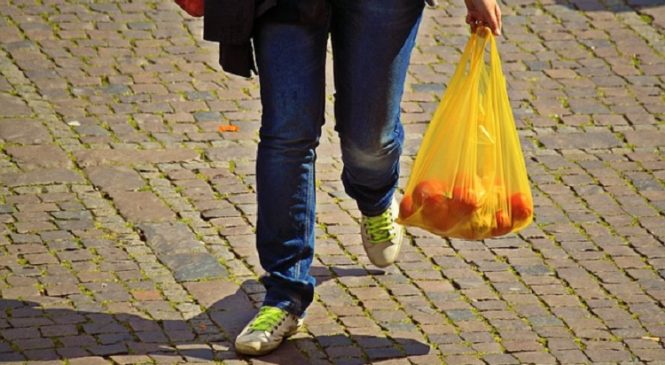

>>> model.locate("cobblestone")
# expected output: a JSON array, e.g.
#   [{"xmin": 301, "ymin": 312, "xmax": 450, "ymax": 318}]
[{"xmin": 0, "ymin": 0, "xmax": 663, "ymax": 363}]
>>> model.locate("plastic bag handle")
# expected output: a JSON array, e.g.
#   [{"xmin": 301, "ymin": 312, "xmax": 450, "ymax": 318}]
[
  {"xmin": 407, "ymin": 28, "xmax": 492, "ymax": 183},
  {"xmin": 472, "ymin": 27, "xmax": 501, "ymax": 69}
]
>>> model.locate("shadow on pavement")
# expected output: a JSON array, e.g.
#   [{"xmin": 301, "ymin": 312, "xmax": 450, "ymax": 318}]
[
  {"xmin": 0, "ymin": 266, "xmax": 431, "ymax": 363},
  {"xmin": 555, "ymin": 0, "xmax": 662, "ymax": 11}
]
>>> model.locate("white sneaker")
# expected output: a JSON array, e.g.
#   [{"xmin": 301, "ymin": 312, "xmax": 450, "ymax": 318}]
[
  {"xmin": 234, "ymin": 306, "xmax": 302, "ymax": 356},
  {"xmin": 361, "ymin": 198, "xmax": 404, "ymax": 268}
]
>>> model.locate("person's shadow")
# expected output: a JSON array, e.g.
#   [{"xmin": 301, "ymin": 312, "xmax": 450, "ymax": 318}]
[
  {"xmin": 0, "ymin": 266, "xmax": 430, "ymax": 363},
  {"xmin": 561, "ymin": 0, "xmax": 661, "ymax": 10}
]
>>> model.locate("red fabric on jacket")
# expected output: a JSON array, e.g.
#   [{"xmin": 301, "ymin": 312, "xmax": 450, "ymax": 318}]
[{"xmin": 175, "ymin": 0, "xmax": 204, "ymax": 17}]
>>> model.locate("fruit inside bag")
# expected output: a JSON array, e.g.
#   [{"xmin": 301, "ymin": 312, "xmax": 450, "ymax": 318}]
[{"xmin": 397, "ymin": 28, "xmax": 533, "ymax": 240}]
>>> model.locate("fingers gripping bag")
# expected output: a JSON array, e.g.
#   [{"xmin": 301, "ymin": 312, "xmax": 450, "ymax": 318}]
[{"xmin": 397, "ymin": 28, "xmax": 533, "ymax": 240}]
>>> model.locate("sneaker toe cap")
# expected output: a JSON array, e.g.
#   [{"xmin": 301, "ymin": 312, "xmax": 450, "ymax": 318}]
[
  {"xmin": 365, "ymin": 241, "xmax": 401, "ymax": 268},
  {"xmin": 235, "ymin": 339, "xmax": 264, "ymax": 354}
]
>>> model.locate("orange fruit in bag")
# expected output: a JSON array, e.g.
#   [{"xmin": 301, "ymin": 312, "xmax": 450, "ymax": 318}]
[
  {"xmin": 450, "ymin": 186, "xmax": 479, "ymax": 215},
  {"xmin": 413, "ymin": 180, "xmax": 447, "ymax": 208},
  {"xmin": 449, "ymin": 174, "xmax": 486, "ymax": 216},
  {"xmin": 491, "ymin": 210, "xmax": 512, "ymax": 236},
  {"xmin": 399, "ymin": 194, "xmax": 415, "ymax": 219},
  {"xmin": 422, "ymin": 197, "xmax": 457, "ymax": 233},
  {"xmin": 510, "ymin": 192, "xmax": 532, "ymax": 222}
]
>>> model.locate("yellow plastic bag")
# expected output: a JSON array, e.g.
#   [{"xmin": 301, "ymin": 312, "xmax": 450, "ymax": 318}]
[{"xmin": 397, "ymin": 28, "xmax": 533, "ymax": 240}]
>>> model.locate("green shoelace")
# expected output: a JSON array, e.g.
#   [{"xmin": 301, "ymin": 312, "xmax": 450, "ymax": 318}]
[
  {"xmin": 364, "ymin": 209, "xmax": 396, "ymax": 243},
  {"xmin": 248, "ymin": 306, "xmax": 286, "ymax": 332}
]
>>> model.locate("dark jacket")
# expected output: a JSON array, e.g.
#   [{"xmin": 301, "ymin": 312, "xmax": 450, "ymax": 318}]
[{"xmin": 203, "ymin": 0, "xmax": 327, "ymax": 77}]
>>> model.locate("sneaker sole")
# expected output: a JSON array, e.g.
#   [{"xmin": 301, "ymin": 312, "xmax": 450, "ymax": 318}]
[
  {"xmin": 235, "ymin": 340, "xmax": 281, "ymax": 356},
  {"xmin": 235, "ymin": 321, "xmax": 303, "ymax": 356}
]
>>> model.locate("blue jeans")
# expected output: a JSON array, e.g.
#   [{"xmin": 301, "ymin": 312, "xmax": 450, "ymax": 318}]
[{"xmin": 254, "ymin": 0, "xmax": 424, "ymax": 316}]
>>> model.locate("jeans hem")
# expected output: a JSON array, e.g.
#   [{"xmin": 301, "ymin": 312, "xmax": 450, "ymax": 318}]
[{"xmin": 263, "ymin": 298, "xmax": 306, "ymax": 318}]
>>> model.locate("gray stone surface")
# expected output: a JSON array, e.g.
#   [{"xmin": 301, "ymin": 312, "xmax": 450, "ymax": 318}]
[
  {"xmin": 140, "ymin": 223, "xmax": 227, "ymax": 282},
  {"xmin": 0, "ymin": 93, "xmax": 31, "ymax": 116},
  {"xmin": 0, "ymin": 120, "xmax": 51, "ymax": 144},
  {"xmin": 85, "ymin": 166, "xmax": 145, "ymax": 192},
  {"xmin": 0, "ymin": 0, "xmax": 664, "ymax": 363},
  {"xmin": 74, "ymin": 149, "xmax": 199, "ymax": 167},
  {"xmin": 110, "ymin": 192, "xmax": 175, "ymax": 223},
  {"xmin": 538, "ymin": 131, "xmax": 623, "ymax": 149},
  {"xmin": 5, "ymin": 145, "xmax": 71, "ymax": 169},
  {"xmin": 0, "ymin": 168, "xmax": 83, "ymax": 186},
  {"xmin": 161, "ymin": 253, "xmax": 227, "ymax": 282},
  {"xmin": 623, "ymin": 130, "xmax": 665, "ymax": 148}
]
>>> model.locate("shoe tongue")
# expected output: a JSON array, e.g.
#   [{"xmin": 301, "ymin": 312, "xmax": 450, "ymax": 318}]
[
  {"xmin": 366, "ymin": 213, "xmax": 394, "ymax": 242},
  {"xmin": 249, "ymin": 307, "xmax": 284, "ymax": 331}
]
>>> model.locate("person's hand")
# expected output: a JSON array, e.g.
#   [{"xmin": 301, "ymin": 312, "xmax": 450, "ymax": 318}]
[{"xmin": 465, "ymin": 0, "xmax": 502, "ymax": 36}]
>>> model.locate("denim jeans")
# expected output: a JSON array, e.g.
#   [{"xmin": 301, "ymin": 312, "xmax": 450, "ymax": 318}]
[{"xmin": 253, "ymin": 0, "xmax": 424, "ymax": 316}]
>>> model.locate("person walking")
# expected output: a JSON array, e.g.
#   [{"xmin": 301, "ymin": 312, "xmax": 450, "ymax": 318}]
[{"xmin": 190, "ymin": 0, "xmax": 502, "ymax": 356}]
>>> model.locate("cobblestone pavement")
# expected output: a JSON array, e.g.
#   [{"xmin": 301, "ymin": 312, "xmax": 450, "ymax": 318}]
[{"xmin": 0, "ymin": 0, "xmax": 663, "ymax": 363}]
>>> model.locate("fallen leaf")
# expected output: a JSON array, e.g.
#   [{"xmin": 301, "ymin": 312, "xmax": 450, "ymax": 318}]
[{"xmin": 218, "ymin": 124, "xmax": 239, "ymax": 133}]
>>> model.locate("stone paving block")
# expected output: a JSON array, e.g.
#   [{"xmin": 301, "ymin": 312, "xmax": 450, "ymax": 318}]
[
  {"xmin": 0, "ymin": 168, "xmax": 84, "ymax": 187},
  {"xmin": 44, "ymin": 283, "xmax": 80, "ymax": 297},
  {"xmin": 538, "ymin": 131, "xmax": 623, "ymax": 149},
  {"xmin": 109, "ymin": 354, "xmax": 154, "ymax": 364},
  {"xmin": 0, "ymin": 92, "xmax": 31, "ymax": 116},
  {"xmin": 623, "ymin": 129, "xmax": 665, "ymax": 148},
  {"xmin": 161, "ymin": 253, "xmax": 227, "ymax": 282},
  {"xmin": 139, "ymin": 222, "xmax": 227, "ymax": 281},
  {"xmin": 5, "ymin": 145, "xmax": 72, "ymax": 169},
  {"xmin": 184, "ymin": 279, "xmax": 240, "ymax": 308},
  {"xmin": 205, "ymin": 145, "xmax": 257, "ymax": 162},
  {"xmin": 74, "ymin": 148, "xmax": 199, "ymax": 166},
  {"xmin": 0, "ymin": 0, "xmax": 664, "ymax": 364},
  {"xmin": 85, "ymin": 166, "xmax": 145, "ymax": 192},
  {"xmin": 139, "ymin": 222, "xmax": 207, "ymax": 254},
  {"xmin": 110, "ymin": 191, "xmax": 175, "ymax": 223},
  {"xmin": 68, "ymin": 356, "xmax": 113, "ymax": 365},
  {"xmin": 0, "ymin": 120, "xmax": 51, "ymax": 144}
]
